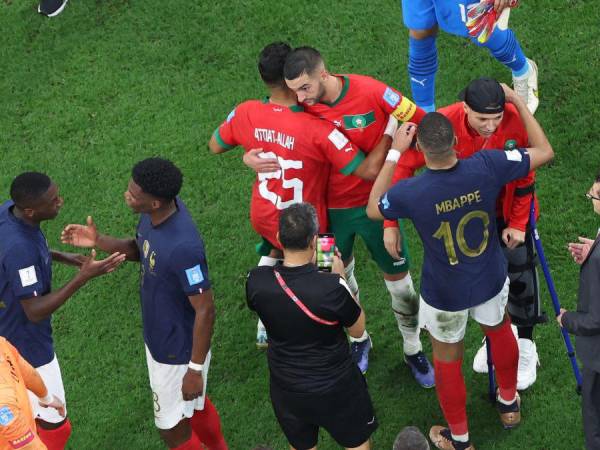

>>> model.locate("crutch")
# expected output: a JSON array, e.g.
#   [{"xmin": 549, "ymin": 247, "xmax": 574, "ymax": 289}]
[
  {"xmin": 486, "ymin": 337, "xmax": 496, "ymax": 403},
  {"xmin": 529, "ymin": 199, "xmax": 583, "ymax": 394}
]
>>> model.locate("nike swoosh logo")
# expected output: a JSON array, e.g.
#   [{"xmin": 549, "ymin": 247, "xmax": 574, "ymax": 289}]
[{"xmin": 367, "ymin": 416, "xmax": 376, "ymax": 425}]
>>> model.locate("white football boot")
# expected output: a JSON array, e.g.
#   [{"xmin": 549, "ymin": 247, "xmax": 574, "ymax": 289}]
[
  {"xmin": 513, "ymin": 58, "xmax": 539, "ymax": 114},
  {"xmin": 516, "ymin": 338, "xmax": 539, "ymax": 390},
  {"xmin": 472, "ymin": 324, "xmax": 519, "ymax": 374}
]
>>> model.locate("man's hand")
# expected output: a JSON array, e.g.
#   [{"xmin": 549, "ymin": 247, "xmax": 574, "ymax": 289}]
[
  {"xmin": 568, "ymin": 236, "xmax": 594, "ymax": 265},
  {"xmin": 242, "ymin": 148, "xmax": 281, "ymax": 174},
  {"xmin": 556, "ymin": 308, "xmax": 567, "ymax": 327},
  {"xmin": 61, "ymin": 216, "xmax": 98, "ymax": 248},
  {"xmin": 499, "ymin": 83, "xmax": 522, "ymax": 105},
  {"xmin": 331, "ymin": 250, "xmax": 346, "ymax": 278},
  {"xmin": 77, "ymin": 249, "xmax": 126, "ymax": 282},
  {"xmin": 39, "ymin": 395, "xmax": 66, "ymax": 418},
  {"xmin": 502, "ymin": 227, "xmax": 526, "ymax": 249},
  {"xmin": 391, "ymin": 122, "xmax": 417, "ymax": 153},
  {"xmin": 182, "ymin": 370, "xmax": 204, "ymax": 401},
  {"xmin": 384, "ymin": 227, "xmax": 403, "ymax": 260}
]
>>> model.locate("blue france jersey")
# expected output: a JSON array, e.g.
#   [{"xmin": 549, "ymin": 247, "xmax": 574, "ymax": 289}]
[
  {"xmin": 0, "ymin": 201, "xmax": 54, "ymax": 367},
  {"xmin": 379, "ymin": 149, "xmax": 530, "ymax": 311},
  {"xmin": 136, "ymin": 198, "xmax": 211, "ymax": 364}
]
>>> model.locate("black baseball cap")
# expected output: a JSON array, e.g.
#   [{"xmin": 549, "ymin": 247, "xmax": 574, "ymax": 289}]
[{"xmin": 458, "ymin": 77, "xmax": 505, "ymax": 114}]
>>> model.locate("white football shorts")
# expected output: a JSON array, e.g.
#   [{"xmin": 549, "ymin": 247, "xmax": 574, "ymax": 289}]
[
  {"xmin": 145, "ymin": 345, "xmax": 211, "ymax": 430},
  {"xmin": 419, "ymin": 277, "xmax": 510, "ymax": 343},
  {"xmin": 27, "ymin": 354, "xmax": 67, "ymax": 423}
]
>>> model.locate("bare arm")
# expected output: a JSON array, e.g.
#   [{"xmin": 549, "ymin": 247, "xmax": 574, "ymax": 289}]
[
  {"xmin": 61, "ymin": 216, "xmax": 139, "ymax": 261},
  {"xmin": 20, "ymin": 250, "xmax": 125, "ymax": 323},
  {"xmin": 208, "ymin": 134, "xmax": 230, "ymax": 154},
  {"xmin": 50, "ymin": 250, "xmax": 86, "ymax": 267},
  {"xmin": 366, "ymin": 123, "xmax": 417, "ymax": 220},
  {"xmin": 346, "ymin": 309, "xmax": 366, "ymax": 339},
  {"xmin": 331, "ymin": 254, "xmax": 366, "ymax": 338},
  {"xmin": 353, "ymin": 134, "xmax": 392, "ymax": 181},
  {"xmin": 501, "ymin": 84, "xmax": 554, "ymax": 170},
  {"xmin": 181, "ymin": 289, "xmax": 215, "ymax": 400}
]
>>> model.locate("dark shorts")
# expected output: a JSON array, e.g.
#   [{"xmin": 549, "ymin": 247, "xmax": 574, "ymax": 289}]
[{"xmin": 269, "ymin": 368, "xmax": 377, "ymax": 450}]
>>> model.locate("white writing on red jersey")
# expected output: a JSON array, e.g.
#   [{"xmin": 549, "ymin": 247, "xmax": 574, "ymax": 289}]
[{"xmin": 254, "ymin": 128, "xmax": 295, "ymax": 150}]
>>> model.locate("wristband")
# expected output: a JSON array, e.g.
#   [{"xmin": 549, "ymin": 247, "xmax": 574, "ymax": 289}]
[
  {"xmin": 188, "ymin": 361, "xmax": 204, "ymax": 372},
  {"xmin": 39, "ymin": 393, "xmax": 53, "ymax": 405},
  {"xmin": 386, "ymin": 149, "xmax": 401, "ymax": 163},
  {"xmin": 384, "ymin": 115, "xmax": 399, "ymax": 137}
]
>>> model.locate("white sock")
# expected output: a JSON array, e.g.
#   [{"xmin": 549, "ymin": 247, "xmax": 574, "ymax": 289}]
[
  {"xmin": 385, "ymin": 274, "xmax": 422, "ymax": 355},
  {"xmin": 349, "ymin": 330, "xmax": 369, "ymax": 343},
  {"xmin": 343, "ymin": 257, "xmax": 360, "ymax": 301},
  {"xmin": 258, "ymin": 256, "xmax": 279, "ymax": 267},
  {"xmin": 257, "ymin": 319, "xmax": 266, "ymax": 334},
  {"xmin": 451, "ymin": 432, "xmax": 469, "ymax": 443},
  {"xmin": 256, "ymin": 257, "xmax": 279, "ymax": 338},
  {"xmin": 497, "ymin": 392, "xmax": 517, "ymax": 405}
]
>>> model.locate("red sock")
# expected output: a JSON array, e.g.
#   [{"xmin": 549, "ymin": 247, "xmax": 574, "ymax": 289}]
[
  {"xmin": 190, "ymin": 397, "xmax": 228, "ymax": 450},
  {"xmin": 172, "ymin": 431, "xmax": 202, "ymax": 450},
  {"xmin": 36, "ymin": 419, "xmax": 72, "ymax": 450},
  {"xmin": 433, "ymin": 359, "xmax": 468, "ymax": 436},
  {"xmin": 485, "ymin": 318, "xmax": 518, "ymax": 402}
]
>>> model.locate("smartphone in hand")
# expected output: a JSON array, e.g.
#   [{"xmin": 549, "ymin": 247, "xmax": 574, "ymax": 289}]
[{"xmin": 316, "ymin": 233, "xmax": 336, "ymax": 272}]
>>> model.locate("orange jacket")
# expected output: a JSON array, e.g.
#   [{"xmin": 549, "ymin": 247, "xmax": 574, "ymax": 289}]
[
  {"xmin": 0, "ymin": 337, "xmax": 47, "ymax": 450},
  {"xmin": 385, "ymin": 102, "xmax": 537, "ymax": 231}
]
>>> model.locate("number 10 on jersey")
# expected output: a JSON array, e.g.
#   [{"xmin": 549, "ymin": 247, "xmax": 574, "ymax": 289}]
[{"xmin": 432, "ymin": 210, "xmax": 490, "ymax": 265}]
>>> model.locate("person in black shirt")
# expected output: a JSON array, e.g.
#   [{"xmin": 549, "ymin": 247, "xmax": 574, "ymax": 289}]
[{"xmin": 246, "ymin": 202, "xmax": 377, "ymax": 450}]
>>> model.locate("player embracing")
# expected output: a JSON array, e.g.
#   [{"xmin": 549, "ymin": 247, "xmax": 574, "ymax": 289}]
[
  {"xmin": 282, "ymin": 46, "xmax": 434, "ymax": 385},
  {"xmin": 401, "ymin": 0, "xmax": 539, "ymax": 114},
  {"xmin": 384, "ymin": 78, "xmax": 545, "ymax": 390},
  {"xmin": 209, "ymin": 42, "xmax": 392, "ymax": 350},
  {"xmin": 61, "ymin": 159, "xmax": 227, "ymax": 450},
  {"xmin": 367, "ymin": 101, "xmax": 553, "ymax": 449}
]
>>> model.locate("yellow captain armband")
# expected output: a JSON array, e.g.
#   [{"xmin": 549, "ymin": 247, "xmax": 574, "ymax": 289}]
[{"xmin": 391, "ymin": 96, "xmax": 417, "ymax": 122}]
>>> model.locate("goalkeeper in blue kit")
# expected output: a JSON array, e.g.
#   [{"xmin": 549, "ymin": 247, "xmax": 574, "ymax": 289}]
[{"xmin": 401, "ymin": 0, "xmax": 539, "ymax": 114}]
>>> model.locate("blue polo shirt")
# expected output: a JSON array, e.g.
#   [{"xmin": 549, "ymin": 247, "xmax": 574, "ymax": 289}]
[
  {"xmin": 379, "ymin": 149, "xmax": 530, "ymax": 311},
  {"xmin": 0, "ymin": 201, "xmax": 54, "ymax": 367},
  {"xmin": 136, "ymin": 198, "xmax": 211, "ymax": 364}
]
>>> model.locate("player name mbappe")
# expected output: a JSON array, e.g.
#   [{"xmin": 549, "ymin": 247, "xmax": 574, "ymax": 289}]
[
  {"xmin": 254, "ymin": 128, "xmax": 295, "ymax": 150},
  {"xmin": 435, "ymin": 190, "xmax": 482, "ymax": 215}
]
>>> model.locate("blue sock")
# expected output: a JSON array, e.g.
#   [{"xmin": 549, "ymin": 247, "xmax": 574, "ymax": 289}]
[
  {"xmin": 479, "ymin": 27, "xmax": 528, "ymax": 75},
  {"xmin": 408, "ymin": 35, "xmax": 438, "ymax": 111}
]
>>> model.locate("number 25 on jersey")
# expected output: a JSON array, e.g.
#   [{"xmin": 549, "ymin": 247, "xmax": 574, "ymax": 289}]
[{"xmin": 257, "ymin": 152, "xmax": 304, "ymax": 210}]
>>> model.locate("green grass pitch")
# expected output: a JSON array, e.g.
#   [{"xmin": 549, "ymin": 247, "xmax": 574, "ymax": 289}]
[{"xmin": 1, "ymin": 0, "xmax": 599, "ymax": 448}]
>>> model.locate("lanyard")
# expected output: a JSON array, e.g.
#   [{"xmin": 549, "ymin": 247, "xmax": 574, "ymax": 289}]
[{"xmin": 273, "ymin": 270, "xmax": 339, "ymax": 326}]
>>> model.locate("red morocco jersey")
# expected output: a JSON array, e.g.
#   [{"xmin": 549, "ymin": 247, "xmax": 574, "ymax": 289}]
[
  {"xmin": 214, "ymin": 99, "xmax": 365, "ymax": 248},
  {"xmin": 304, "ymin": 74, "xmax": 426, "ymax": 208}
]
